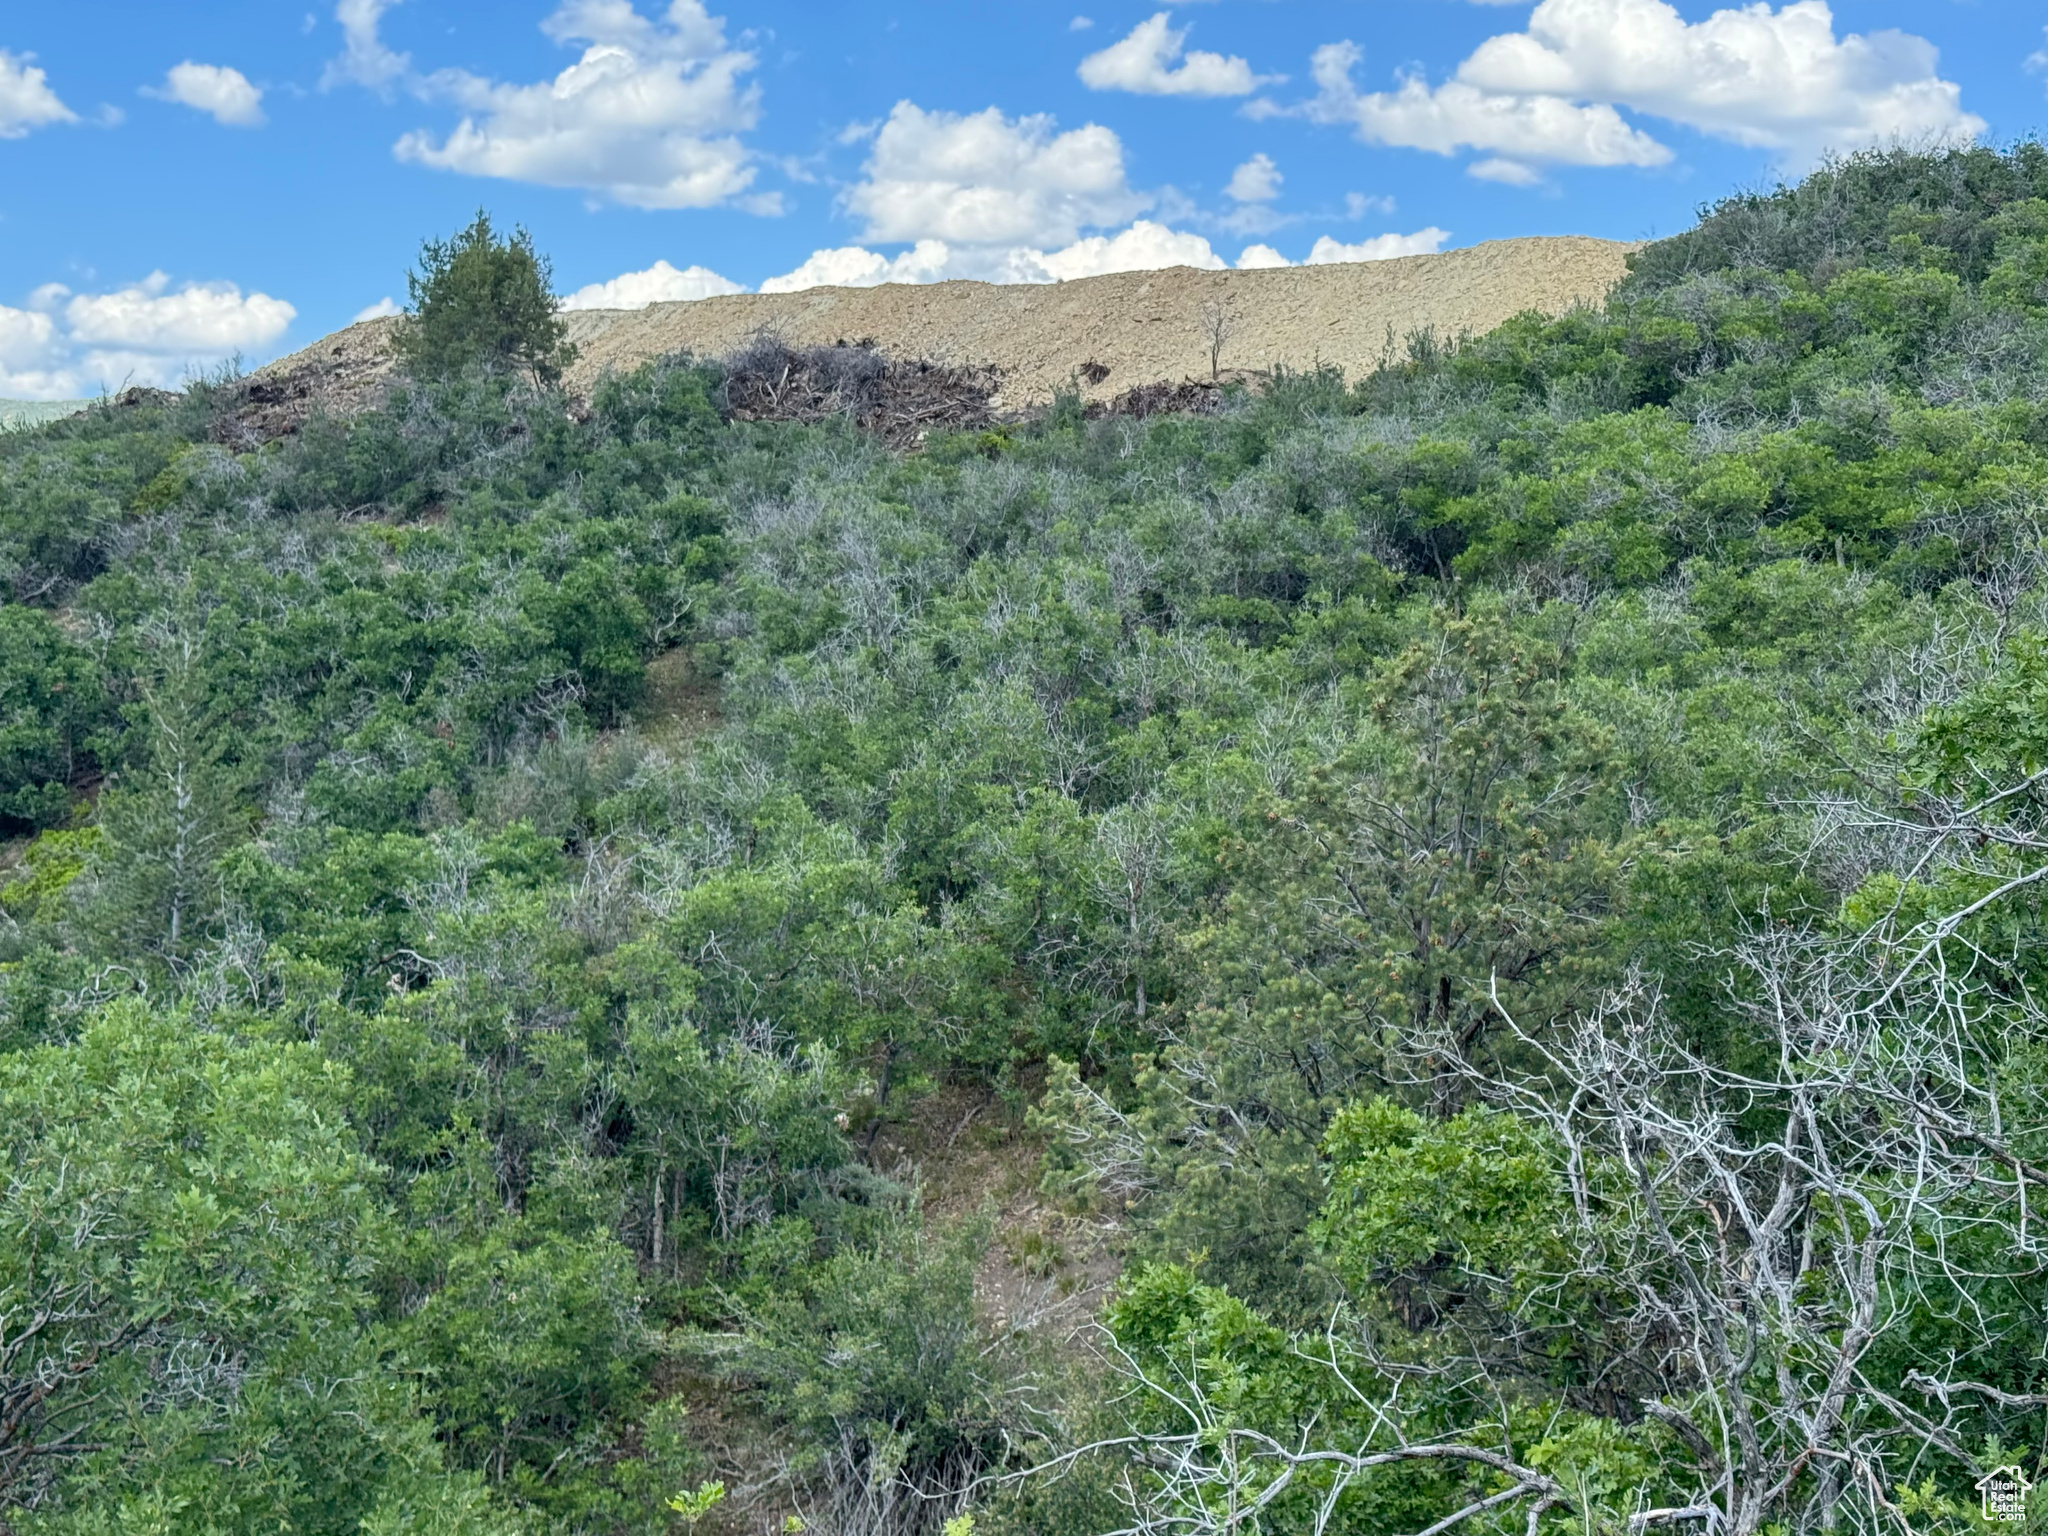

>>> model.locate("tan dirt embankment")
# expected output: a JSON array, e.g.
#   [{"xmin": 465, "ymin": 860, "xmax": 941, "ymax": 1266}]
[{"xmin": 256, "ymin": 236, "xmax": 1636, "ymax": 414}]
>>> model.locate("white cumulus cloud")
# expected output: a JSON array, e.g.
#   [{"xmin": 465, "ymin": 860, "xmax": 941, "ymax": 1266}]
[
  {"xmin": 847, "ymin": 101, "xmax": 1148, "ymax": 248},
  {"xmin": 562, "ymin": 259, "xmax": 746, "ymax": 309},
  {"xmin": 332, "ymin": 0, "xmax": 769, "ymax": 210},
  {"xmin": 1308, "ymin": 230, "xmax": 1452, "ymax": 263},
  {"xmin": 1029, "ymin": 221, "xmax": 1226, "ymax": 281},
  {"xmin": 0, "ymin": 304, "xmax": 57, "ymax": 369},
  {"xmin": 1307, "ymin": 41, "xmax": 1671, "ymax": 169},
  {"xmin": 710, "ymin": 213, "xmax": 1462, "ymax": 296},
  {"xmin": 1078, "ymin": 13, "xmax": 1272, "ymax": 98},
  {"xmin": 759, "ymin": 241, "xmax": 955, "ymax": 294},
  {"xmin": 324, "ymin": 0, "xmax": 412, "ymax": 91},
  {"xmin": 1294, "ymin": 0, "xmax": 1978, "ymax": 178},
  {"xmin": 759, "ymin": 222, "xmax": 1237, "ymax": 293},
  {"xmin": 0, "ymin": 274, "xmax": 297, "ymax": 398},
  {"xmin": 1458, "ymin": 0, "xmax": 1983, "ymax": 165},
  {"xmin": 64, "ymin": 273, "xmax": 296, "ymax": 353},
  {"xmin": 1213, "ymin": 232, "xmax": 1454, "ymax": 271},
  {"xmin": 1469, "ymin": 157, "xmax": 1545, "ymax": 185},
  {"xmin": 0, "ymin": 50, "xmax": 76, "ymax": 138},
  {"xmin": 148, "ymin": 62, "xmax": 266, "ymax": 127},
  {"xmin": 764, "ymin": 96, "xmax": 1354, "ymax": 296},
  {"xmin": 354, "ymin": 297, "xmax": 403, "ymax": 321},
  {"xmin": 1225, "ymin": 152, "xmax": 1281, "ymax": 203}
]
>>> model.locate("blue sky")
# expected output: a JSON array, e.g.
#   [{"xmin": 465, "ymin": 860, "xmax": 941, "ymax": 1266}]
[{"xmin": 0, "ymin": 0, "xmax": 2041, "ymax": 397}]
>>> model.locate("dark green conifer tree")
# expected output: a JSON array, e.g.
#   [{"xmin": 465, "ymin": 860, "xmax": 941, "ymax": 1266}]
[{"xmin": 396, "ymin": 211, "xmax": 575, "ymax": 386}]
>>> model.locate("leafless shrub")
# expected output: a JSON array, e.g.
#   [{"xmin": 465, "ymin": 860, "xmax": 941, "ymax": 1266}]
[
  {"xmin": 1199, "ymin": 300, "xmax": 1236, "ymax": 382},
  {"xmin": 1906, "ymin": 495, "xmax": 2048, "ymax": 625}
]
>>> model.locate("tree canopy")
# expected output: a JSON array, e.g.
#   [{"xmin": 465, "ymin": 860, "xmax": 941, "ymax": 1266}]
[{"xmin": 395, "ymin": 211, "xmax": 575, "ymax": 385}]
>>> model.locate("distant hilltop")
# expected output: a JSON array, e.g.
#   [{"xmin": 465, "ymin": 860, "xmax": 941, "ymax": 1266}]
[
  {"xmin": 0, "ymin": 400, "xmax": 90, "ymax": 432},
  {"xmin": 253, "ymin": 236, "xmax": 1637, "ymax": 421}
]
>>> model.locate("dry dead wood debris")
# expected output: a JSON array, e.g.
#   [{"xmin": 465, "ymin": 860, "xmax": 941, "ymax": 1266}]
[{"xmin": 716, "ymin": 335, "xmax": 1002, "ymax": 449}]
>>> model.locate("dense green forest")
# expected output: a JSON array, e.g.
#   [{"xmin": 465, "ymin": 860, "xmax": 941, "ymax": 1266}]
[{"xmin": 6, "ymin": 147, "xmax": 2048, "ymax": 1536}]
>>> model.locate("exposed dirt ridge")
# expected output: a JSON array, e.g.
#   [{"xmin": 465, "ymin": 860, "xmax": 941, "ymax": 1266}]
[{"xmin": 246, "ymin": 236, "xmax": 1635, "ymax": 429}]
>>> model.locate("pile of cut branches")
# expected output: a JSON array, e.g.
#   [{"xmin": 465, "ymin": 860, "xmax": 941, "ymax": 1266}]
[
  {"xmin": 1086, "ymin": 378, "xmax": 1224, "ymax": 420},
  {"xmin": 718, "ymin": 336, "xmax": 1001, "ymax": 449}
]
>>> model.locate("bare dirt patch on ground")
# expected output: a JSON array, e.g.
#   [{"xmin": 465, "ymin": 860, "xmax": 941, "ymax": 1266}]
[
  {"xmin": 634, "ymin": 648, "xmax": 724, "ymax": 746},
  {"xmin": 868, "ymin": 1080, "xmax": 1127, "ymax": 1363}
]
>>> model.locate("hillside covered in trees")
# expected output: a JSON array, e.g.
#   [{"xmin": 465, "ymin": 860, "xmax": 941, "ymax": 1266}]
[{"xmin": 6, "ymin": 147, "xmax": 2048, "ymax": 1536}]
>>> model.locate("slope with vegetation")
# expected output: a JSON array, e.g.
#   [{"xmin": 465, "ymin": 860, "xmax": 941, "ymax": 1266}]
[{"xmin": 3, "ymin": 152, "xmax": 2048, "ymax": 1536}]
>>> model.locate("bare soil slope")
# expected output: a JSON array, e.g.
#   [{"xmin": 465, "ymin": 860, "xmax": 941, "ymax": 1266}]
[{"xmin": 255, "ymin": 236, "xmax": 1635, "ymax": 415}]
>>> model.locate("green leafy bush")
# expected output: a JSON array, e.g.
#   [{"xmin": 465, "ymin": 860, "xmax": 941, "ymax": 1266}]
[
  {"xmin": 0, "ymin": 605, "xmax": 108, "ymax": 829},
  {"xmin": 395, "ymin": 212, "xmax": 575, "ymax": 385}
]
